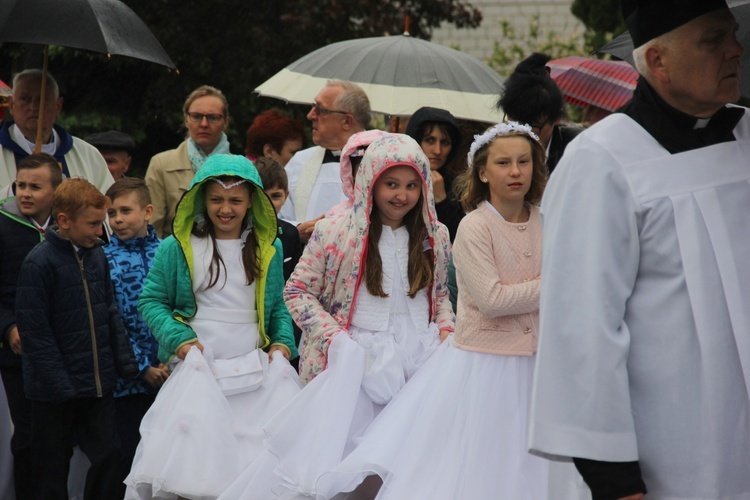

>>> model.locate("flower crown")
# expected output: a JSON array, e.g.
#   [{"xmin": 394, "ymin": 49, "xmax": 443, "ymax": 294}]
[
  {"xmin": 212, "ymin": 178, "xmax": 247, "ymax": 190},
  {"xmin": 467, "ymin": 121, "xmax": 540, "ymax": 169}
]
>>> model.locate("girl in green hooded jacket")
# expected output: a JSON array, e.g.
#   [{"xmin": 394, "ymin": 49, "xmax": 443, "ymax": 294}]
[{"xmin": 125, "ymin": 154, "xmax": 300, "ymax": 499}]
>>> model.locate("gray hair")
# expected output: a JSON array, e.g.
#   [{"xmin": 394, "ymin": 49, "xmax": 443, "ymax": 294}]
[
  {"xmin": 13, "ymin": 69, "xmax": 60, "ymax": 99},
  {"xmin": 328, "ymin": 80, "xmax": 371, "ymax": 130},
  {"xmin": 632, "ymin": 29, "xmax": 680, "ymax": 80}
]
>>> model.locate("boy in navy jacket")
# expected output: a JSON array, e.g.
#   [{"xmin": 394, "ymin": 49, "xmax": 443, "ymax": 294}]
[
  {"xmin": 0, "ymin": 153, "xmax": 61, "ymax": 499},
  {"xmin": 16, "ymin": 178, "xmax": 137, "ymax": 499}
]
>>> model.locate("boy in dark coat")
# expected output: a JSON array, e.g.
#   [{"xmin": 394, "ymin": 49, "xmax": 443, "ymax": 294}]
[
  {"xmin": 16, "ymin": 177, "xmax": 137, "ymax": 499},
  {"xmin": 0, "ymin": 153, "xmax": 61, "ymax": 499}
]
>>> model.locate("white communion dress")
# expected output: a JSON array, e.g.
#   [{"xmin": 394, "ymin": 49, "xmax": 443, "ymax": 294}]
[
  {"xmin": 125, "ymin": 238, "xmax": 301, "ymax": 500},
  {"xmin": 220, "ymin": 225, "xmax": 441, "ymax": 500}
]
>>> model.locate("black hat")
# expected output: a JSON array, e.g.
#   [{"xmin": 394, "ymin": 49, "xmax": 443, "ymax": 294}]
[
  {"xmin": 622, "ymin": 0, "xmax": 728, "ymax": 48},
  {"xmin": 84, "ymin": 130, "xmax": 135, "ymax": 152}
]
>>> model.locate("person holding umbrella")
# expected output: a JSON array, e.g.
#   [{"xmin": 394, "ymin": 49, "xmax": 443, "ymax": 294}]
[
  {"xmin": 0, "ymin": 69, "xmax": 113, "ymax": 195},
  {"xmin": 278, "ymin": 80, "xmax": 371, "ymax": 243},
  {"xmin": 529, "ymin": 1, "xmax": 750, "ymax": 499}
]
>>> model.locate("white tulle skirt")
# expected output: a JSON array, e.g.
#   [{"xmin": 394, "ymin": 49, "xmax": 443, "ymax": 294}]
[
  {"xmin": 124, "ymin": 346, "xmax": 301, "ymax": 500},
  {"xmin": 220, "ymin": 324, "xmax": 440, "ymax": 500},
  {"xmin": 315, "ymin": 340, "xmax": 555, "ymax": 500}
]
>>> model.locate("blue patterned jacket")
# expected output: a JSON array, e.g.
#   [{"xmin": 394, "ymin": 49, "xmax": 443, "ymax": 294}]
[{"xmin": 104, "ymin": 226, "xmax": 161, "ymax": 397}]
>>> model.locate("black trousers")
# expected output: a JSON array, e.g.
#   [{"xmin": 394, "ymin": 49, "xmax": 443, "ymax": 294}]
[
  {"xmin": 114, "ymin": 392, "xmax": 156, "ymax": 498},
  {"xmin": 1, "ymin": 367, "xmax": 33, "ymax": 500},
  {"xmin": 31, "ymin": 394, "xmax": 121, "ymax": 500}
]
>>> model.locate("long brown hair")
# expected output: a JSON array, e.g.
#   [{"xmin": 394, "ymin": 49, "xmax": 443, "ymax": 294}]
[
  {"xmin": 455, "ymin": 131, "xmax": 548, "ymax": 212},
  {"xmin": 192, "ymin": 177, "xmax": 261, "ymax": 289},
  {"xmin": 364, "ymin": 176, "xmax": 434, "ymax": 298}
]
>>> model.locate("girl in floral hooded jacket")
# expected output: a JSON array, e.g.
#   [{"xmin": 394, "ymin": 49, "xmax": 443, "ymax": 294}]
[
  {"xmin": 291, "ymin": 133, "xmax": 455, "ymax": 385},
  {"xmin": 220, "ymin": 133, "xmax": 454, "ymax": 500}
]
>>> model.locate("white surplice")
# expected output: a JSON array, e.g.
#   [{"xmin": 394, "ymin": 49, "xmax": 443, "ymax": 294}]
[{"xmin": 529, "ymin": 111, "xmax": 750, "ymax": 500}]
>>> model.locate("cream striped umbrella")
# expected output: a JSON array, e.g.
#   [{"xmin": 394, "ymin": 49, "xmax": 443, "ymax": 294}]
[{"xmin": 256, "ymin": 34, "xmax": 505, "ymax": 124}]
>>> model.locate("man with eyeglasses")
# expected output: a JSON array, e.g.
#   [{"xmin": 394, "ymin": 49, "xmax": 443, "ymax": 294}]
[
  {"xmin": 0, "ymin": 69, "xmax": 113, "ymax": 195},
  {"xmin": 279, "ymin": 80, "xmax": 370, "ymax": 243}
]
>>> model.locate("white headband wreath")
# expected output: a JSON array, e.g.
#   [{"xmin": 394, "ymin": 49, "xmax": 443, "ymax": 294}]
[
  {"xmin": 466, "ymin": 121, "xmax": 540, "ymax": 169},
  {"xmin": 212, "ymin": 178, "xmax": 247, "ymax": 190}
]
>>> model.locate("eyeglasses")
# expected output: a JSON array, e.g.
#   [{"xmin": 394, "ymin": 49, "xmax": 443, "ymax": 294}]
[
  {"xmin": 186, "ymin": 112, "xmax": 225, "ymax": 124},
  {"xmin": 529, "ymin": 119, "xmax": 549, "ymax": 134},
  {"xmin": 310, "ymin": 103, "xmax": 349, "ymax": 117}
]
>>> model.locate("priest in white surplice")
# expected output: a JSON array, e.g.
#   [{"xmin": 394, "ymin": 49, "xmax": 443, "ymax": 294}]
[
  {"xmin": 278, "ymin": 80, "xmax": 369, "ymax": 242},
  {"xmin": 529, "ymin": 1, "xmax": 750, "ymax": 499}
]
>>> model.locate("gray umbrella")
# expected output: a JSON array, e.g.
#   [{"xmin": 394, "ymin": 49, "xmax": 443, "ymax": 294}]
[{"xmin": 256, "ymin": 34, "xmax": 505, "ymax": 123}]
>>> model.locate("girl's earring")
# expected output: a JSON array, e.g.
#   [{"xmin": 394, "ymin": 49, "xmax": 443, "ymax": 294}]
[{"xmin": 481, "ymin": 177, "xmax": 488, "ymax": 183}]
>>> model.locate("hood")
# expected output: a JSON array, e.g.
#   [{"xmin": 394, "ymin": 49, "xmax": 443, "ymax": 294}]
[
  {"xmin": 339, "ymin": 129, "xmax": 390, "ymax": 203},
  {"xmin": 405, "ymin": 107, "xmax": 462, "ymax": 166},
  {"xmin": 172, "ymin": 154, "xmax": 278, "ymax": 273},
  {"xmin": 353, "ymin": 133, "xmax": 439, "ymax": 232}
]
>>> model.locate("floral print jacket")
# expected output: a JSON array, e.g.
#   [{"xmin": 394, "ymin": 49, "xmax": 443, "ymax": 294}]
[{"xmin": 285, "ymin": 134, "xmax": 455, "ymax": 385}]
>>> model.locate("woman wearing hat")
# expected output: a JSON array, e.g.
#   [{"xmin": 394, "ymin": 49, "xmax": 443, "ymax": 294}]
[{"xmin": 406, "ymin": 107, "xmax": 465, "ymax": 242}]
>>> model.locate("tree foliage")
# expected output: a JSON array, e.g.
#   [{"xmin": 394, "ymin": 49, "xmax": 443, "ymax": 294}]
[
  {"xmin": 570, "ymin": 0, "xmax": 625, "ymax": 52},
  {"xmin": 488, "ymin": 15, "xmax": 585, "ymax": 77},
  {"xmin": 0, "ymin": 0, "xmax": 481, "ymax": 176}
]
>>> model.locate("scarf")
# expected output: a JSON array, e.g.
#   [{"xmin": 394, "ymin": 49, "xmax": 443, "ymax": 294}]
[{"xmin": 187, "ymin": 132, "xmax": 231, "ymax": 172}]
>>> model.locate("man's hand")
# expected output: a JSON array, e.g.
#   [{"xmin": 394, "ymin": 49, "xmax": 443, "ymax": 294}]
[
  {"xmin": 297, "ymin": 215, "xmax": 324, "ymax": 244},
  {"xmin": 8, "ymin": 327, "xmax": 21, "ymax": 355},
  {"xmin": 176, "ymin": 341, "xmax": 203, "ymax": 360},
  {"xmin": 142, "ymin": 364, "xmax": 170, "ymax": 388},
  {"xmin": 431, "ymin": 170, "xmax": 447, "ymax": 204}
]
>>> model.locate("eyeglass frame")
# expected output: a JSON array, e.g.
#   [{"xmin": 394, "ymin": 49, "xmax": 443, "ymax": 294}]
[
  {"xmin": 185, "ymin": 112, "xmax": 226, "ymax": 125},
  {"xmin": 502, "ymin": 113, "xmax": 549, "ymax": 135},
  {"xmin": 310, "ymin": 103, "xmax": 350, "ymax": 117}
]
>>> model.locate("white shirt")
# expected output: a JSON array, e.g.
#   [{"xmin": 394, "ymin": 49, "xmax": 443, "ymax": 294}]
[{"xmin": 280, "ymin": 146, "xmax": 347, "ymax": 225}]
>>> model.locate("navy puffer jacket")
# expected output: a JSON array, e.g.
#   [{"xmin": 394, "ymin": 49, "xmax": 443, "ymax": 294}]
[{"xmin": 16, "ymin": 227, "xmax": 137, "ymax": 402}]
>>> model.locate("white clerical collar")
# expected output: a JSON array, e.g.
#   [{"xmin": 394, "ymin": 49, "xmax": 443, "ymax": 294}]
[
  {"xmin": 694, "ymin": 118, "xmax": 711, "ymax": 130},
  {"xmin": 12, "ymin": 123, "xmax": 59, "ymax": 155}
]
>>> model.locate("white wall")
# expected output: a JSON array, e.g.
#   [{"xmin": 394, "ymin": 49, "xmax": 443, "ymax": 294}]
[{"xmin": 431, "ymin": 0, "xmax": 585, "ymax": 63}]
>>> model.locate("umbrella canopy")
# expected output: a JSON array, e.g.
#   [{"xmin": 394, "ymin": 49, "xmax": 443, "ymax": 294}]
[
  {"xmin": 547, "ymin": 56, "xmax": 638, "ymax": 112},
  {"xmin": 599, "ymin": 0, "xmax": 750, "ymax": 98},
  {"xmin": 0, "ymin": 0, "xmax": 175, "ymax": 69},
  {"xmin": 0, "ymin": 0, "xmax": 175, "ymax": 150},
  {"xmin": 255, "ymin": 34, "xmax": 505, "ymax": 123}
]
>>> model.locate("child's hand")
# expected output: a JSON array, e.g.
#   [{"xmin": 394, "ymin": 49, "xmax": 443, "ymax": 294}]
[
  {"xmin": 143, "ymin": 364, "xmax": 170, "ymax": 388},
  {"xmin": 439, "ymin": 329, "xmax": 452, "ymax": 343},
  {"xmin": 176, "ymin": 341, "xmax": 203, "ymax": 360},
  {"xmin": 267, "ymin": 345, "xmax": 290, "ymax": 362},
  {"xmin": 8, "ymin": 327, "xmax": 21, "ymax": 355}
]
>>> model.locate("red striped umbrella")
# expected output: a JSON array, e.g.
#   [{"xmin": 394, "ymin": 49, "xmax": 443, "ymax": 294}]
[{"xmin": 547, "ymin": 56, "xmax": 638, "ymax": 112}]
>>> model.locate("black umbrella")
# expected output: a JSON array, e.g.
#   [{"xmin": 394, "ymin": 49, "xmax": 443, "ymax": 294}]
[{"xmin": 0, "ymin": 0, "xmax": 176, "ymax": 150}]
